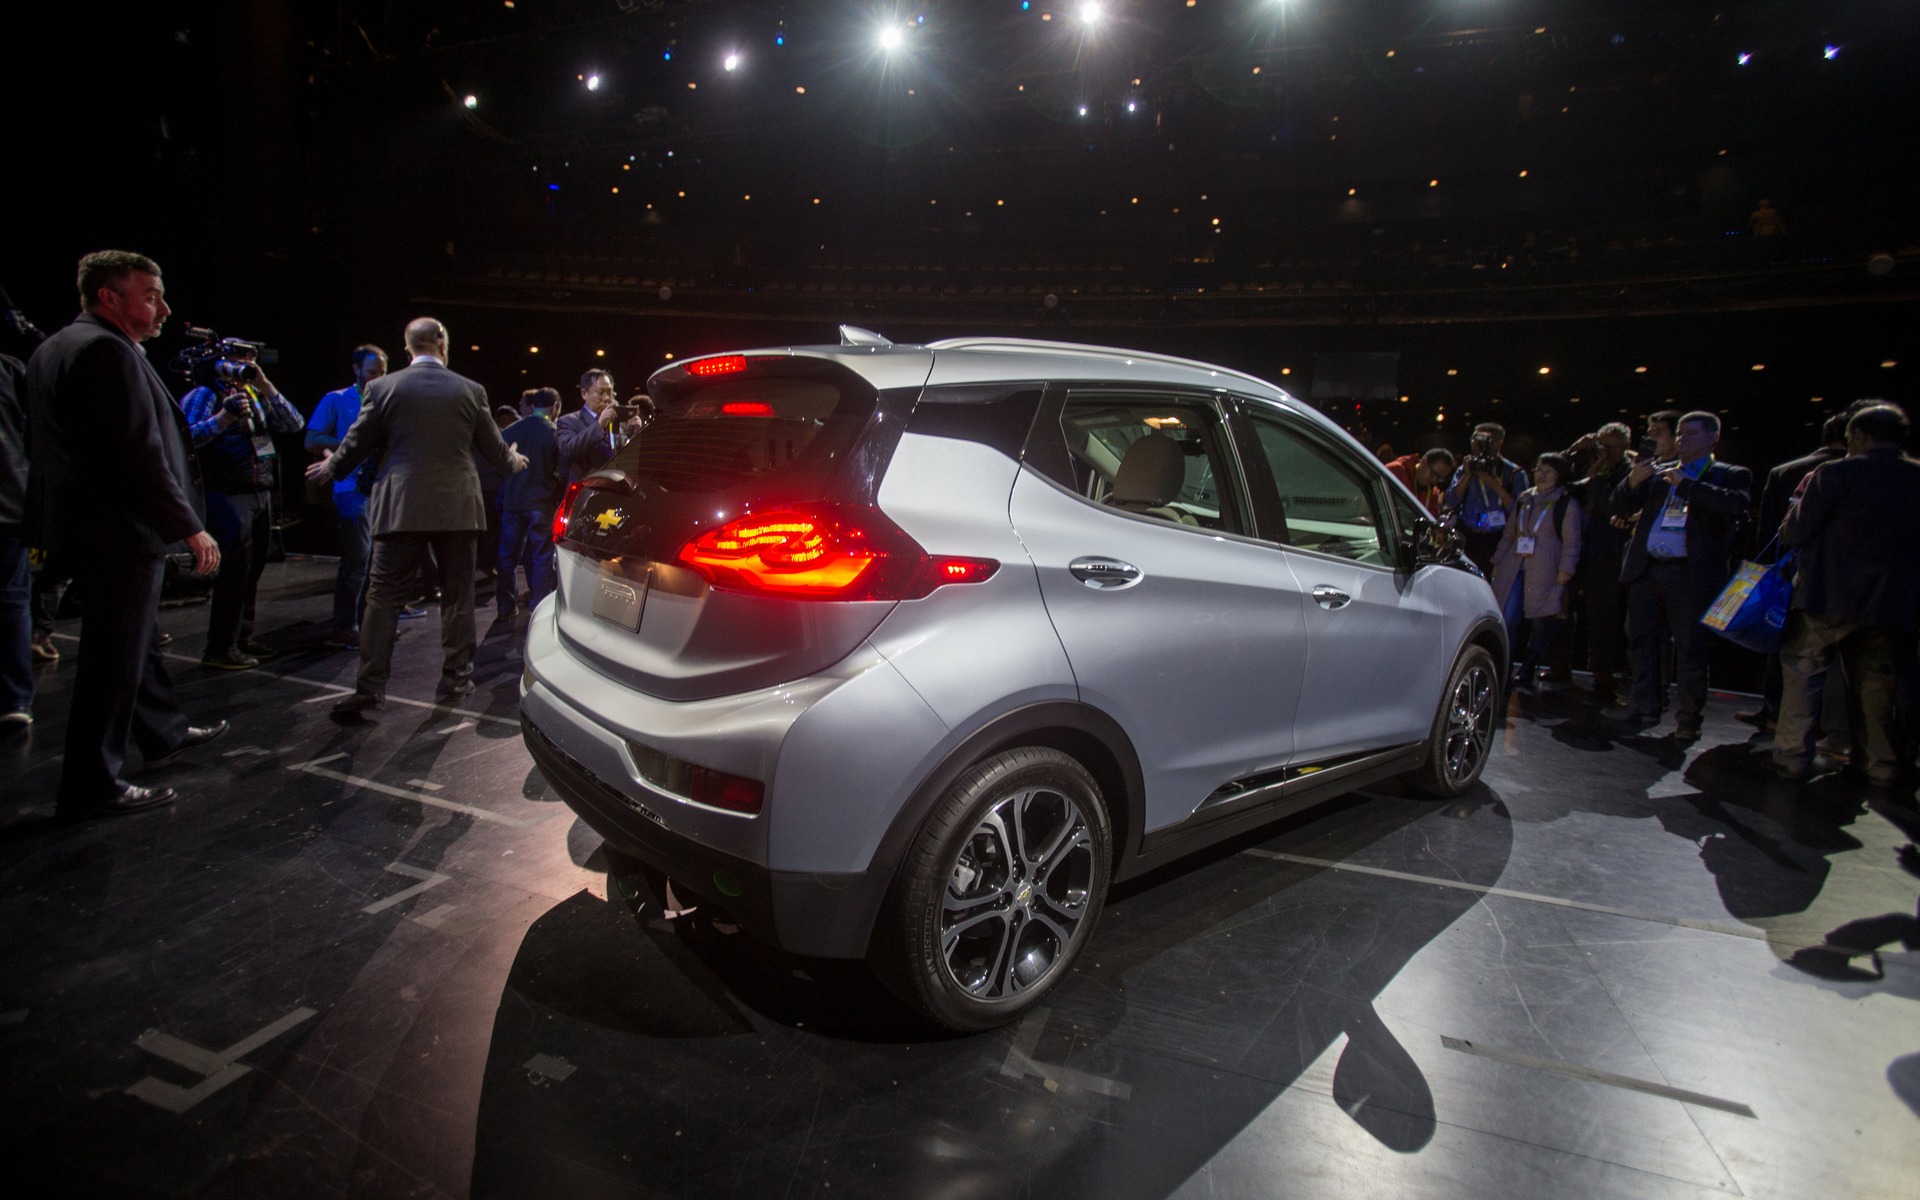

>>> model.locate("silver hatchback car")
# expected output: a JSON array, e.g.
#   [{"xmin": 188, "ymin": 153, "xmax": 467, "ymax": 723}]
[{"xmin": 520, "ymin": 330, "xmax": 1505, "ymax": 1030}]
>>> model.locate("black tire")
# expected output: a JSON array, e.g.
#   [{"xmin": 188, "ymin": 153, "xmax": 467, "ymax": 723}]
[
  {"xmin": 1404, "ymin": 644, "xmax": 1500, "ymax": 798},
  {"xmin": 877, "ymin": 747, "xmax": 1112, "ymax": 1032}
]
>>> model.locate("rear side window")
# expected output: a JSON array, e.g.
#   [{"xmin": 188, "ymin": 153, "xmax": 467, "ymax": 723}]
[
  {"xmin": 609, "ymin": 375, "xmax": 869, "ymax": 494},
  {"xmin": 1057, "ymin": 393, "xmax": 1244, "ymax": 535}
]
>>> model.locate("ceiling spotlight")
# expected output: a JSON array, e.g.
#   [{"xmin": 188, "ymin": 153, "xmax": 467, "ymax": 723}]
[
  {"xmin": 724, "ymin": 52, "xmax": 741, "ymax": 72},
  {"xmin": 878, "ymin": 26, "xmax": 905, "ymax": 53},
  {"xmin": 1078, "ymin": 104, "xmax": 1089, "ymax": 117},
  {"xmin": 1737, "ymin": 52, "xmax": 1752, "ymax": 66},
  {"xmin": 1126, "ymin": 99, "xmax": 1137, "ymax": 113},
  {"xmin": 1823, "ymin": 45, "xmax": 1841, "ymax": 60},
  {"xmin": 1538, "ymin": 366, "xmax": 1551, "ymax": 375},
  {"xmin": 1078, "ymin": 2, "xmax": 1105, "ymax": 27},
  {"xmin": 1880, "ymin": 360, "xmax": 1897, "ymax": 369},
  {"xmin": 463, "ymin": 94, "xmax": 477, "ymax": 109},
  {"xmin": 1635, "ymin": 366, "xmax": 1648, "ymax": 374},
  {"xmin": 586, "ymin": 73, "xmax": 601, "ymax": 90}
]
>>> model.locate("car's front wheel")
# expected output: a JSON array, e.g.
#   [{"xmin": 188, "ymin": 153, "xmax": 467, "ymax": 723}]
[
  {"xmin": 1404, "ymin": 643, "xmax": 1499, "ymax": 798},
  {"xmin": 880, "ymin": 747, "xmax": 1112, "ymax": 1031}
]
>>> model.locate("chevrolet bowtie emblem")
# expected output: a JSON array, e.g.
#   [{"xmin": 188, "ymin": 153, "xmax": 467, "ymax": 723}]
[{"xmin": 594, "ymin": 508, "xmax": 628, "ymax": 532}]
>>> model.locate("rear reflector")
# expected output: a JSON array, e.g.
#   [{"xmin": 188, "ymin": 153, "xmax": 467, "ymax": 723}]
[
  {"xmin": 686, "ymin": 354, "xmax": 748, "ymax": 377},
  {"xmin": 627, "ymin": 740, "xmax": 765, "ymax": 814},
  {"xmin": 677, "ymin": 504, "xmax": 997, "ymax": 601}
]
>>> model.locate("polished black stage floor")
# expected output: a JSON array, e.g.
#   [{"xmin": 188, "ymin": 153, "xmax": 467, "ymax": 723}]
[{"xmin": 1, "ymin": 559, "xmax": 1915, "ymax": 1199}]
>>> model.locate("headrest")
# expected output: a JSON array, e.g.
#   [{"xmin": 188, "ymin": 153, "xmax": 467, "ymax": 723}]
[{"xmin": 1111, "ymin": 433, "xmax": 1186, "ymax": 507}]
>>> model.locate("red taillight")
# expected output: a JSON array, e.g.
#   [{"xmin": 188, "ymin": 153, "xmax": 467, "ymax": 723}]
[
  {"xmin": 719, "ymin": 401, "xmax": 775, "ymax": 416},
  {"xmin": 686, "ymin": 354, "xmax": 748, "ymax": 377},
  {"xmin": 689, "ymin": 765, "xmax": 764, "ymax": 814},
  {"xmin": 552, "ymin": 481, "xmax": 585, "ymax": 543},
  {"xmin": 677, "ymin": 504, "xmax": 998, "ymax": 601}
]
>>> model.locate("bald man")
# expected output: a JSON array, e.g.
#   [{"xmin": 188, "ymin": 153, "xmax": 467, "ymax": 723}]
[{"xmin": 306, "ymin": 317, "xmax": 525, "ymax": 717}]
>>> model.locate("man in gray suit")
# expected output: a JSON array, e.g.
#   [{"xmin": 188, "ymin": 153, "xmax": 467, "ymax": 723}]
[{"xmin": 306, "ymin": 318, "xmax": 525, "ymax": 718}]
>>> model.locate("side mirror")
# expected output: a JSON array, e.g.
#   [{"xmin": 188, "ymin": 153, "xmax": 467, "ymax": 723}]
[{"xmin": 1398, "ymin": 516, "xmax": 1456, "ymax": 572}]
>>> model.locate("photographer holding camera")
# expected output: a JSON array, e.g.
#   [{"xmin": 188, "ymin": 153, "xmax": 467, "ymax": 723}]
[
  {"xmin": 178, "ymin": 331, "xmax": 305, "ymax": 671},
  {"xmin": 557, "ymin": 368, "xmax": 647, "ymax": 484},
  {"xmin": 1442, "ymin": 421, "xmax": 1530, "ymax": 576}
]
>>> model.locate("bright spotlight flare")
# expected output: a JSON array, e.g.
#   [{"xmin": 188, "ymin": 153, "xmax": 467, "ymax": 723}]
[
  {"xmin": 1078, "ymin": 1, "xmax": 1105, "ymax": 26},
  {"xmin": 877, "ymin": 24, "xmax": 906, "ymax": 53},
  {"xmin": 724, "ymin": 52, "xmax": 741, "ymax": 72},
  {"xmin": 586, "ymin": 73, "xmax": 601, "ymax": 90}
]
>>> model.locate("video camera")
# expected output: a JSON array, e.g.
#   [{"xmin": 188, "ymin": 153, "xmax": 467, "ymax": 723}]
[{"xmin": 172, "ymin": 325, "xmax": 277, "ymax": 390}]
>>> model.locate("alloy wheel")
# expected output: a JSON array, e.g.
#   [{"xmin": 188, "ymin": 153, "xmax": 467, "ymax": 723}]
[
  {"xmin": 1442, "ymin": 662, "xmax": 1496, "ymax": 787},
  {"xmin": 940, "ymin": 787, "xmax": 1095, "ymax": 999}
]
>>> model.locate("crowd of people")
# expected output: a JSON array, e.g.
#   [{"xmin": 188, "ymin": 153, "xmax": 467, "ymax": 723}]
[
  {"xmin": 0, "ymin": 248, "xmax": 1915, "ymax": 819},
  {"xmin": 1395, "ymin": 406, "xmax": 1920, "ymax": 792},
  {"xmin": 0, "ymin": 250, "xmax": 652, "ymax": 819}
]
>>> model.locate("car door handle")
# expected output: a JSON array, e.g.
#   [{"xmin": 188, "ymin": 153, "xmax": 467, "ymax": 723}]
[
  {"xmin": 1069, "ymin": 557, "xmax": 1143, "ymax": 589},
  {"xmin": 1312, "ymin": 585, "xmax": 1352, "ymax": 610}
]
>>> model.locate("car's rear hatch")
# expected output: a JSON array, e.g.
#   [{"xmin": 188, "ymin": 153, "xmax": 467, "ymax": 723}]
[{"xmin": 553, "ymin": 350, "xmax": 932, "ymax": 701}]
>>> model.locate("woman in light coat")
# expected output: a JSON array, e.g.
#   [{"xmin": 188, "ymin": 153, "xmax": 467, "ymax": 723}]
[{"xmin": 1491, "ymin": 452, "xmax": 1584, "ymax": 691}]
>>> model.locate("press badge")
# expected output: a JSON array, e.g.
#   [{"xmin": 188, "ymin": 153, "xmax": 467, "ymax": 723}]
[
  {"xmin": 1479, "ymin": 509, "xmax": 1507, "ymax": 531},
  {"xmin": 1660, "ymin": 502, "xmax": 1688, "ymax": 530},
  {"xmin": 1515, "ymin": 536, "xmax": 1537, "ymax": 557},
  {"xmin": 251, "ymin": 435, "xmax": 277, "ymax": 461}
]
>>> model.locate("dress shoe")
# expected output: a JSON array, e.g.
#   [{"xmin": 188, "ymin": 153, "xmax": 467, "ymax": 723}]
[
  {"xmin": 146, "ymin": 720, "xmax": 230, "ymax": 766},
  {"xmin": 60, "ymin": 785, "xmax": 177, "ymax": 820},
  {"xmin": 201, "ymin": 649, "xmax": 260, "ymax": 672},
  {"xmin": 155, "ymin": 631, "xmax": 173, "ymax": 646},
  {"xmin": 236, "ymin": 639, "xmax": 279, "ymax": 661},
  {"xmin": 322, "ymin": 631, "xmax": 359, "ymax": 651},
  {"xmin": 436, "ymin": 678, "xmax": 475, "ymax": 703},
  {"xmin": 29, "ymin": 634, "xmax": 58, "ymax": 662},
  {"xmin": 1734, "ymin": 707, "xmax": 1772, "ymax": 728},
  {"xmin": 1669, "ymin": 724, "xmax": 1702, "ymax": 745},
  {"xmin": 1601, "ymin": 705, "xmax": 1658, "ymax": 726},
  {"xmin": 330, "ymin": 692, "xmax": 383, "ymax": 722}
]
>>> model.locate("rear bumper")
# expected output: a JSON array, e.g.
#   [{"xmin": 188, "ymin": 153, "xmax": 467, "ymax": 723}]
[{"xmin": 522, "ymin": 709, "xmax": 893, "ymax": 959}]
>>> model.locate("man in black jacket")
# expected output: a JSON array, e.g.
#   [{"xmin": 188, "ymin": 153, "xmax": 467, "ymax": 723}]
[
  {"xmin": 1560, "ymin": 422, "xmax": 1635, "ymax": 702},
  {"xmin": 496, "ymin": 387, "xmax": 563, "ymax": 621},
  {"xmin": 1772, "ymin": 405, "xmax": 1920, "ymax": 786},
  {"xmin": 305, "ymin": 317, "xmax": 525, "ymax": 717},
  {"xmin": 1740, "ymin": 412, "xmax": 1850, "ymax": 731},
  {"xmin": 25, "ymin": 251, "xmax": 226, "ymax": 816},
  {"xmin": 1604, "ymin": 411, "xmax": 1753, "ymax": 740},
  {"xmin": 0, "ymin": 348, "xmax": 28, "ymax": 731}
]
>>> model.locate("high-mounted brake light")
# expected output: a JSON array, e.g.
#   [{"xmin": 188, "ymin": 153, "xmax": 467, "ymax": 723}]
[
  {"xmin": 719, "ymin": 401, "xmax": 775, "ymax": 416},
  {"xmin": 677, "ymin": 504, "xmax": 998, "ymax": 601},
  {"xmin": 686, "ymin": 354, "xmax": 748, "ymax": 377}
]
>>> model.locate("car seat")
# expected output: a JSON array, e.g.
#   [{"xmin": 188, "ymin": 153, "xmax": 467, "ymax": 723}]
[{"xmin": 1107, "ymin": 433, "xmax": 1198, "ymax": 525}]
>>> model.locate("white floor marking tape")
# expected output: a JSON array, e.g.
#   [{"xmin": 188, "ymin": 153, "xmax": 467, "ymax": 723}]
[
  {"xmin": 361, "ymin": 862, "xmax": 452, "ymax": 915},
  {"xmin": 50, "ymin": 634, "xmax": 520, "ymax": 729},
  {"xmin": 406, "ymin": 778, "xmax": 445, "ymax": 791},
  {"xmin": 289, "ymin": 754, "xmax": 545, "ymax": 828},
  {"xmin": 221, "ymin": 746, "xmax": 272, "ymax": 758},
  {"xmin": 999, "ymin": 1007, "xmax": 1132, "ymax": 1099},
  {"xmin": 1240, "ymin": 847, "xmax": 1805, "ymax": 946},
  {"xmin": 1440, "ymin": 1035, "xmax": 1757, "ymax": 1118},
  {"xmin": 127, "ymin": 1007, "xmax": 319, "ymax": 1114},
  {"xmin": 410, "ymin": 903, "xmax": 458, "ymax": 929}
]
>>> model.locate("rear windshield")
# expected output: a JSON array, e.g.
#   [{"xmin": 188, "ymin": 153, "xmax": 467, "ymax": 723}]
[{"xmin": 609, "ymin": 374, "xmax": 871, "ymax": 494}]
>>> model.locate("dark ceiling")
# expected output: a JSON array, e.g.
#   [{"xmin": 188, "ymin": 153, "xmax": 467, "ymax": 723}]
[{"xmin": 4, "ymin": 1, "xmax": 1915, "ymax": 466}]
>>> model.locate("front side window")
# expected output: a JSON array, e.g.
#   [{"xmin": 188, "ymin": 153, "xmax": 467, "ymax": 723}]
[
  {"xmin": 1058, "ymin": 394, "xmax": 1244, "ymax": 534},
  {"xmin": 1244, "ymin": 412, "xmax": 1390, "ymax": 565}
]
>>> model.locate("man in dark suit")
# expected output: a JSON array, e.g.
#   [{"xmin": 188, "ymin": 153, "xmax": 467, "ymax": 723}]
[
  {"xmin": 306, "ymin": 317, "xmax": 525, "ymax": 717},
  {"xmin": 25, "ymin": 251, "xmax": 227, "ymax": 816},
  {"xmin": 1738, "ymin": 412, "xmax": 1850, "ymax": 730},
  {"xmin": 1604, "ymin": 410, "xmax": 1753, "ymax": 740},
  {"xmin": 496, "ymin": 387, "xmax": 563, "ymax": 621},
  {"xmin": 1772, "ymin": 405, "xmax": 1920, "ymax": 786},
  {"xmin": 556, "ymin": 367, "xmax": 643, "ymax": 484}
]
